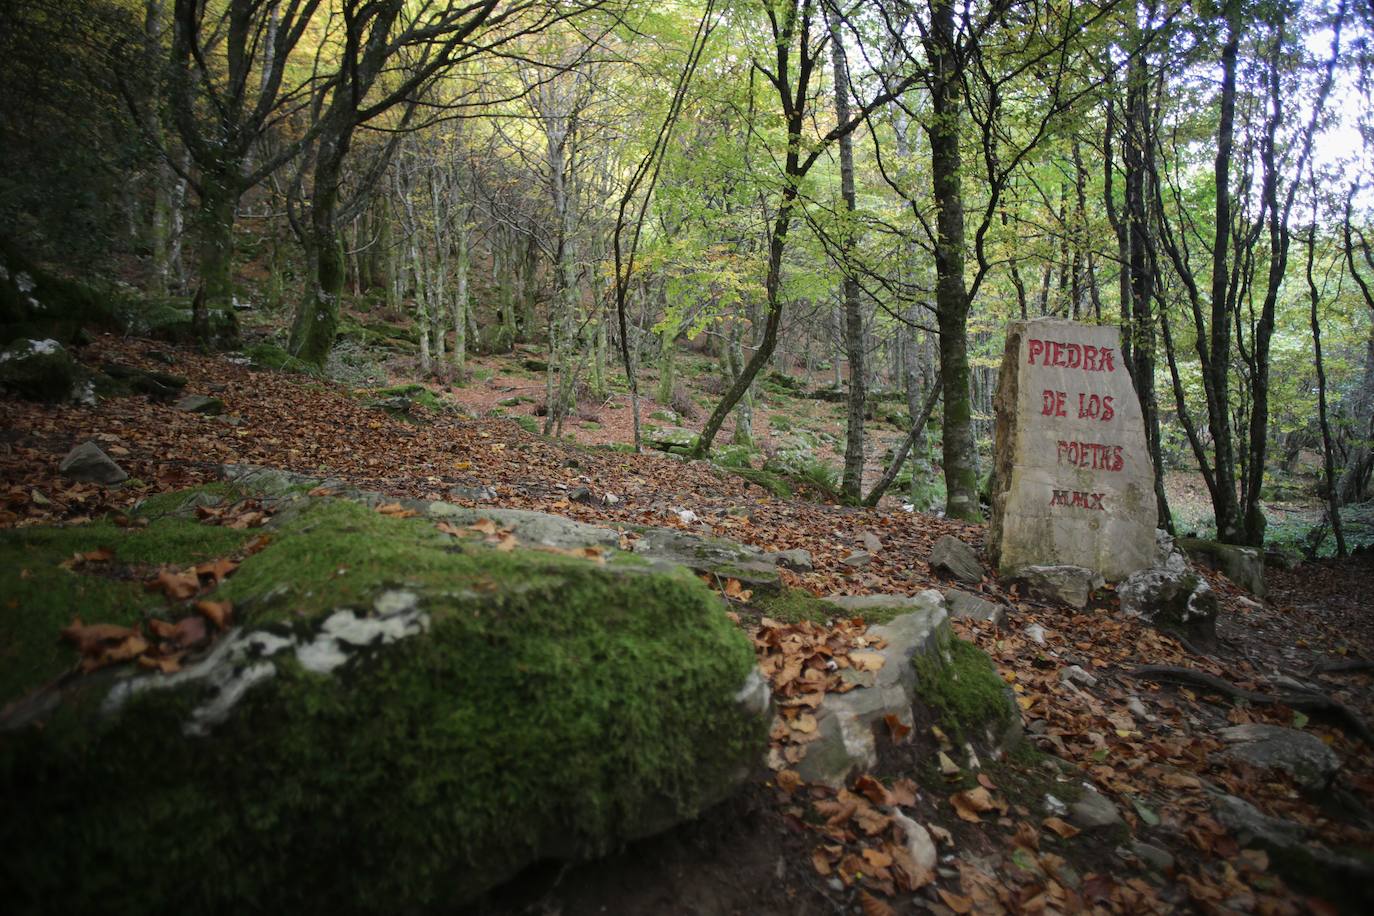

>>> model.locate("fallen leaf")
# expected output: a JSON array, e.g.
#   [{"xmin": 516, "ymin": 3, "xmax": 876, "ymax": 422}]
[
  {"xmin": 883, "ymin": 713, "xmax": 912, "ymax": 741},
  {"xmin": 1043, "ymin": 816, "xmax": 1081, "ymax": 839},
  {"xmin": 776, "ymin": 769, "xmax": 803, "ymax": 794},
  {"xmin": 469, "ymin": 518, "xmax": 500, "ymax": 535},
  {"xmin": 862, "ymin": 847, "xmax": 894, "ymax": 869},
  {"xmin": 169, "ymin": 615, "xmax": 209, "ymax": 649},
  {"xmin": 376, "ymin": 502, "xmax": 417, "ymax": 517},
  {"xmin": 849, "ymin": 649, "xmax": 886, "ymax": 672},
  {"xmin": 858, "ymin": 890, "xmax": 896, "ymax": 916},
  {"xmin": 938, "ymin": 889, "xmax": 974, "ymax": 914},
  {"xmin": 147, "ymin": 569, "xmax": 200, "ymax": 601},
  {"xmin": 194, "ymin": 557, "xmax": 238, "ymax": 583},
  {"xmin": 950, "ymin": 787, "xmax": 996, "ymax": 822},
  {"xmin": 194, "ymin": 600, "xmax": 233, "ymax": 629},
  {"xmin": 855, "ymin": 775, "xmax": 892, "ymax": 806}
]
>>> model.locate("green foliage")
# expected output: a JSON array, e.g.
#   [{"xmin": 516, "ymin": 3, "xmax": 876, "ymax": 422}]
[{"xmin": 242, "ymin": 343, "xmax": 317, "ymax": 376}]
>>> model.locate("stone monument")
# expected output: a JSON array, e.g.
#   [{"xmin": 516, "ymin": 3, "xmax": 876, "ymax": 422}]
[{"xmin": 988, "ymin": 318, "xmax": 1157, "ymax": 582}]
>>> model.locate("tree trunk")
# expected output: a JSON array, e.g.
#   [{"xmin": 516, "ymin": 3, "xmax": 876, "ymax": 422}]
[
  {"xmin": 829, "ymin": 4, "xmax": 865, "ymax": 504},
  {"xmin": 926, "ymin": 0, "xmax": 981, "ymax": 521},
  {"xmin": 197, "ymin": 174, "xmax": 238, "ymax": 312},
  {"xmin": 291, "ymin": 132, "xmax": 349, "ymax": 365}
]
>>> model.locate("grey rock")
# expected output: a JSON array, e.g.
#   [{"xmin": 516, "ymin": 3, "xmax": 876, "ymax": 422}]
[
  {"xmin": 826, "ymin": 591, "xmax": 943, "ymax": 617},
  {"xmin": 568, "ymin": 486, "xmax": 592, "ymax": 502},
  {"xmin": 1118, "ymin": 554, "xmax": 1219, "ymax": 646},
  {"xmin": 1177, "ymin": 537, "xmax": 1267, "ymax": 597},
  {"xmin": 643, "ymin": 426, "xmax": 697, "ymax": 451},
  {"xmin": 1218, "ymin": 724, "xmax": 1341, "ymax": 790},
  {"xmin": 1069, "ymin": 787, "xmax": 1122, "ymax": 830},
  {"xmin": 770, "ymin": 548, "xmax": 814, "ymax": 572},
  {"xmin": 793, "ymin": 595, "xmax": 949, "ymax": 787},
  {"xmin": 58, "ymin": 440, "xmax": 128, "ymax": 485},
  {"xmin": 842, "ymin": 551, "xmax": 873, "ymax": 568},
  {"xmin": 930, "ymin": 535, "xmax": 984, "ymax": 584},
  {"xmin": 861, "ymin": 531, "xmax": 883, "ymax": 554},
  {"xmin": 943, "ymin": 589, "xmax": 1004, "ymax": 626},
  {"xmin": 175, "ymin": 394, "xmax": 225, "ymax": 415},
  {"xmin": 1016, "ymin": 565, "xmax": 1103, "ymax": 609},
  {"xmin": 1024, "ymin": 623, "xmax": 1047, "ymax": 645},
  {"xmin": 1213, "ymin": 792, "xmax": 1308, "ymax": 851},
  {"xmin": 1131, "ymin": 842, "xmax": 1175, "ymax": 872}
]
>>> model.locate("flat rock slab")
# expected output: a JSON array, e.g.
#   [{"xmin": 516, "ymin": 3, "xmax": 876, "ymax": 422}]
[
  {"xmin": 942, "ymin": 590, "xmax": 1004, "ymax": 626},
  {"xmin": 175, "ymin": 394, "xmax": 225, "ymax": 414},
  {"xmin": 1218, "ymin": 724, "xmax": 1340, "ymax": 790},
  {"xmin": 988, "ymin": 318, "xmax": 1158, "ymax": 582}
]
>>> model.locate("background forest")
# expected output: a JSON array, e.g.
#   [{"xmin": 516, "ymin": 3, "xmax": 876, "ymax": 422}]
[{"xmin": 5, "ymin": 0, "xmax": 1374, "ymax": 555}]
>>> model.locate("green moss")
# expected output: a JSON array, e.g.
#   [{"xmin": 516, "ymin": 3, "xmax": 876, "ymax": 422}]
[
  {"xmin": 752, "ymin": 588, "xmax": 840, "ymax": 624},
  {"xmin": 913, "ymin": 636, "xmax": 1015, "ymax": 744},
  {"xmin": 514, "ymin": 416, "xmax": 540, "ymax": 435},
  {"xmin": 0, "ymin": 499, "xmax": 762, "ymax": 913},
  {"xmin": 0, "ymin": 518, "xmax": 251, "ymax": 702},
  {"xmin": 361, "ymin": 383, "xmax": 443, "ymax": 411},
  {"xmin": 243, "ymin": 342, "xmax": 317, "ymax": 376},
  {"xmin": 730, "ymin": 467, "xmax": 793, "ymax": 499}
]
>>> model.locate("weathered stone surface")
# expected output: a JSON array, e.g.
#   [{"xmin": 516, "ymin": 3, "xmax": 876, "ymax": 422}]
[
  {"xmin": 0, "ymin": 487, "xmax": 769, "ymax": 912},
  {"xmin": 930, "ymin": 534, "xmax": 984, "ymax": 584},
  {"xmin": 1130, "ymin": 842, "xmax": 1175, "ymax": 872},
  {"xmin": 1218, "ymin": 724, "xmax": 1340, "ymax": 790},
  {"xmin": 825, "ymin": 591, "xmax": 943, "ymax": 618},
  {"xmin": 1177, "ymin": 537, "xmax": 1266, "ymax": 597},
  {"xmin": 0, "ymin": 338, "xmax": 76, "ymax": 402},
  {"xmin": 793, "ymin": 595, "xmax": 949, "ymax": 787},
  {"xmin": 942, "ymin": 590, "xmax": 1005, "ymax": 626},
  {"xmin": 1212, "ymin": 792, "xmax": 1374, "ymax": 905},
  {"xmin": 769, "ymin": 548, "xmax": 814, "ymax": 572},
  {"xmin": 1069, "ymin": 786, "xmax": 1123, "ymax": 830},
  {"xmin": 988, "ymin": 318, "xmax": 1158, "ymax": 582},
  {"xmin": 1015, "ymin": 565, "xmax": 1103, "ymax": 609},
  {"xmin": 842, "ymin": 551, "xmax": 873, "ymax": 568},
  {"xmin": 643, "ymin": 425, "xmax": 697, "ymax": 451},
  {"xmin": 58, "ymin": 440, "xmax": 128, "ymax": 484},
  {"xmin": 1118, "ymin": 537, "xmax": 1218, "ymax": 645},
  {"xmin": 175, "ymin": 394, "xmax": 224, "ymax": 415}
]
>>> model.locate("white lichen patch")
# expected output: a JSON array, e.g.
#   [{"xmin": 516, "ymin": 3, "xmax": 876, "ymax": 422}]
[{"xmin": 102, "ymin": 593, "xmax": 429, "ymax": 734}]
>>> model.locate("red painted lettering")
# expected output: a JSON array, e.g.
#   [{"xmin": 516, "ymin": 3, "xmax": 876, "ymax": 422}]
[
  {"xmin": 1028, "ymin": 339, "xmax": 1045, "ymax": 365},
  {"xmin": 1066, "ymin": 343, "xmax": 1082, "ymax": 369},
  {"xmin": 1101, "ymin": 396, "xmax": 1115, "ymax": 422}
]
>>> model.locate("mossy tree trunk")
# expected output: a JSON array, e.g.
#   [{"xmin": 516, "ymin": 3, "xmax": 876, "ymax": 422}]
[{"xmin": 197, "ymin": 173, "xmax": 240, "ymax": 311}]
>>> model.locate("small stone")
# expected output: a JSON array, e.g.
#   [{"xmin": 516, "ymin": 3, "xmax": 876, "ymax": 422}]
[
  {"xmin": 842, "ymin": 551, "xmax": 872, "ymax": 568},
  {"xmin": 862, "ymin": 530, "xmax": 883, "ymax": 554},
  {"xmin": 602, "ymin": 492, "xmax": 620, "ymax": 507},
  {"xmin": 1043, "ymin": 794, "xmax": 1068, "ymax": 817},
  {"xmin": 1127, "ymin": 697, "xmax": 1149, "ymax": 719},
  {"xmin": 930, "ymin": 535, "xmax": 984, "ymax": 584},
  {"xmin": 175, "ymin": 394, "xmax": 225, "ymax": 415},
  {"xmin": 1024, "ymin": 623, "xmax": 1047, "ymax": 646},
  {"xmin": 1118, "ymin": 559, "xmax": 1219, "ymax": 646},
  {"xmin": 568, "ymin": 486, "xmax": 592, "ymax": 502},
  {"xmin": 58, "ymin": 441, "xmax": 128, "ymax": 485},
  {"xmin": 771, "ymin": 548, "xmax": 814, "ymax": 572},
  {"xmin": 943, "ymin": 589, "xmax": 1004, "ymax": 626},
  {"xmin": 1068, "ymin": 787, "xmax": 1122, "ymax": 829},
  {"xmin": 1059, "ymin": 665, "xmax": 1098, "ymax": 688},
  {"xmin": 1131, "ymin": 841, "xmax": 1175, "ymax": 872}
]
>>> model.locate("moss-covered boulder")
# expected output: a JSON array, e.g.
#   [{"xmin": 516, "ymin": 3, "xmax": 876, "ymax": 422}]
[
  {"xmin": 0, "ymin": 492, "xmax": 768, "ymax": 913},
  {"xmin": 126, "ymin": 299, "xmax": 240, "ymax": 349},
  {"xmin": 0, "ymin": 243, "xmax": 124, "ymax": 345},
  {"xmin": 0, "ymin": 337, "xmax": 77, "ymax": 401}
]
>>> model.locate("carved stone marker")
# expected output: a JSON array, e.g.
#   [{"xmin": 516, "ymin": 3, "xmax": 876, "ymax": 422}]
[{"xmin": 988, "ymin": 318, "xmax": 1157, "ymax": 582}]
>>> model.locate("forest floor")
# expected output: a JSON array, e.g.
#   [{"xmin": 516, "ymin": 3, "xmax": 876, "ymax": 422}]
[{"xmin": 3, "ymin": 332, "xmax": 1374, "ymax": 914}]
